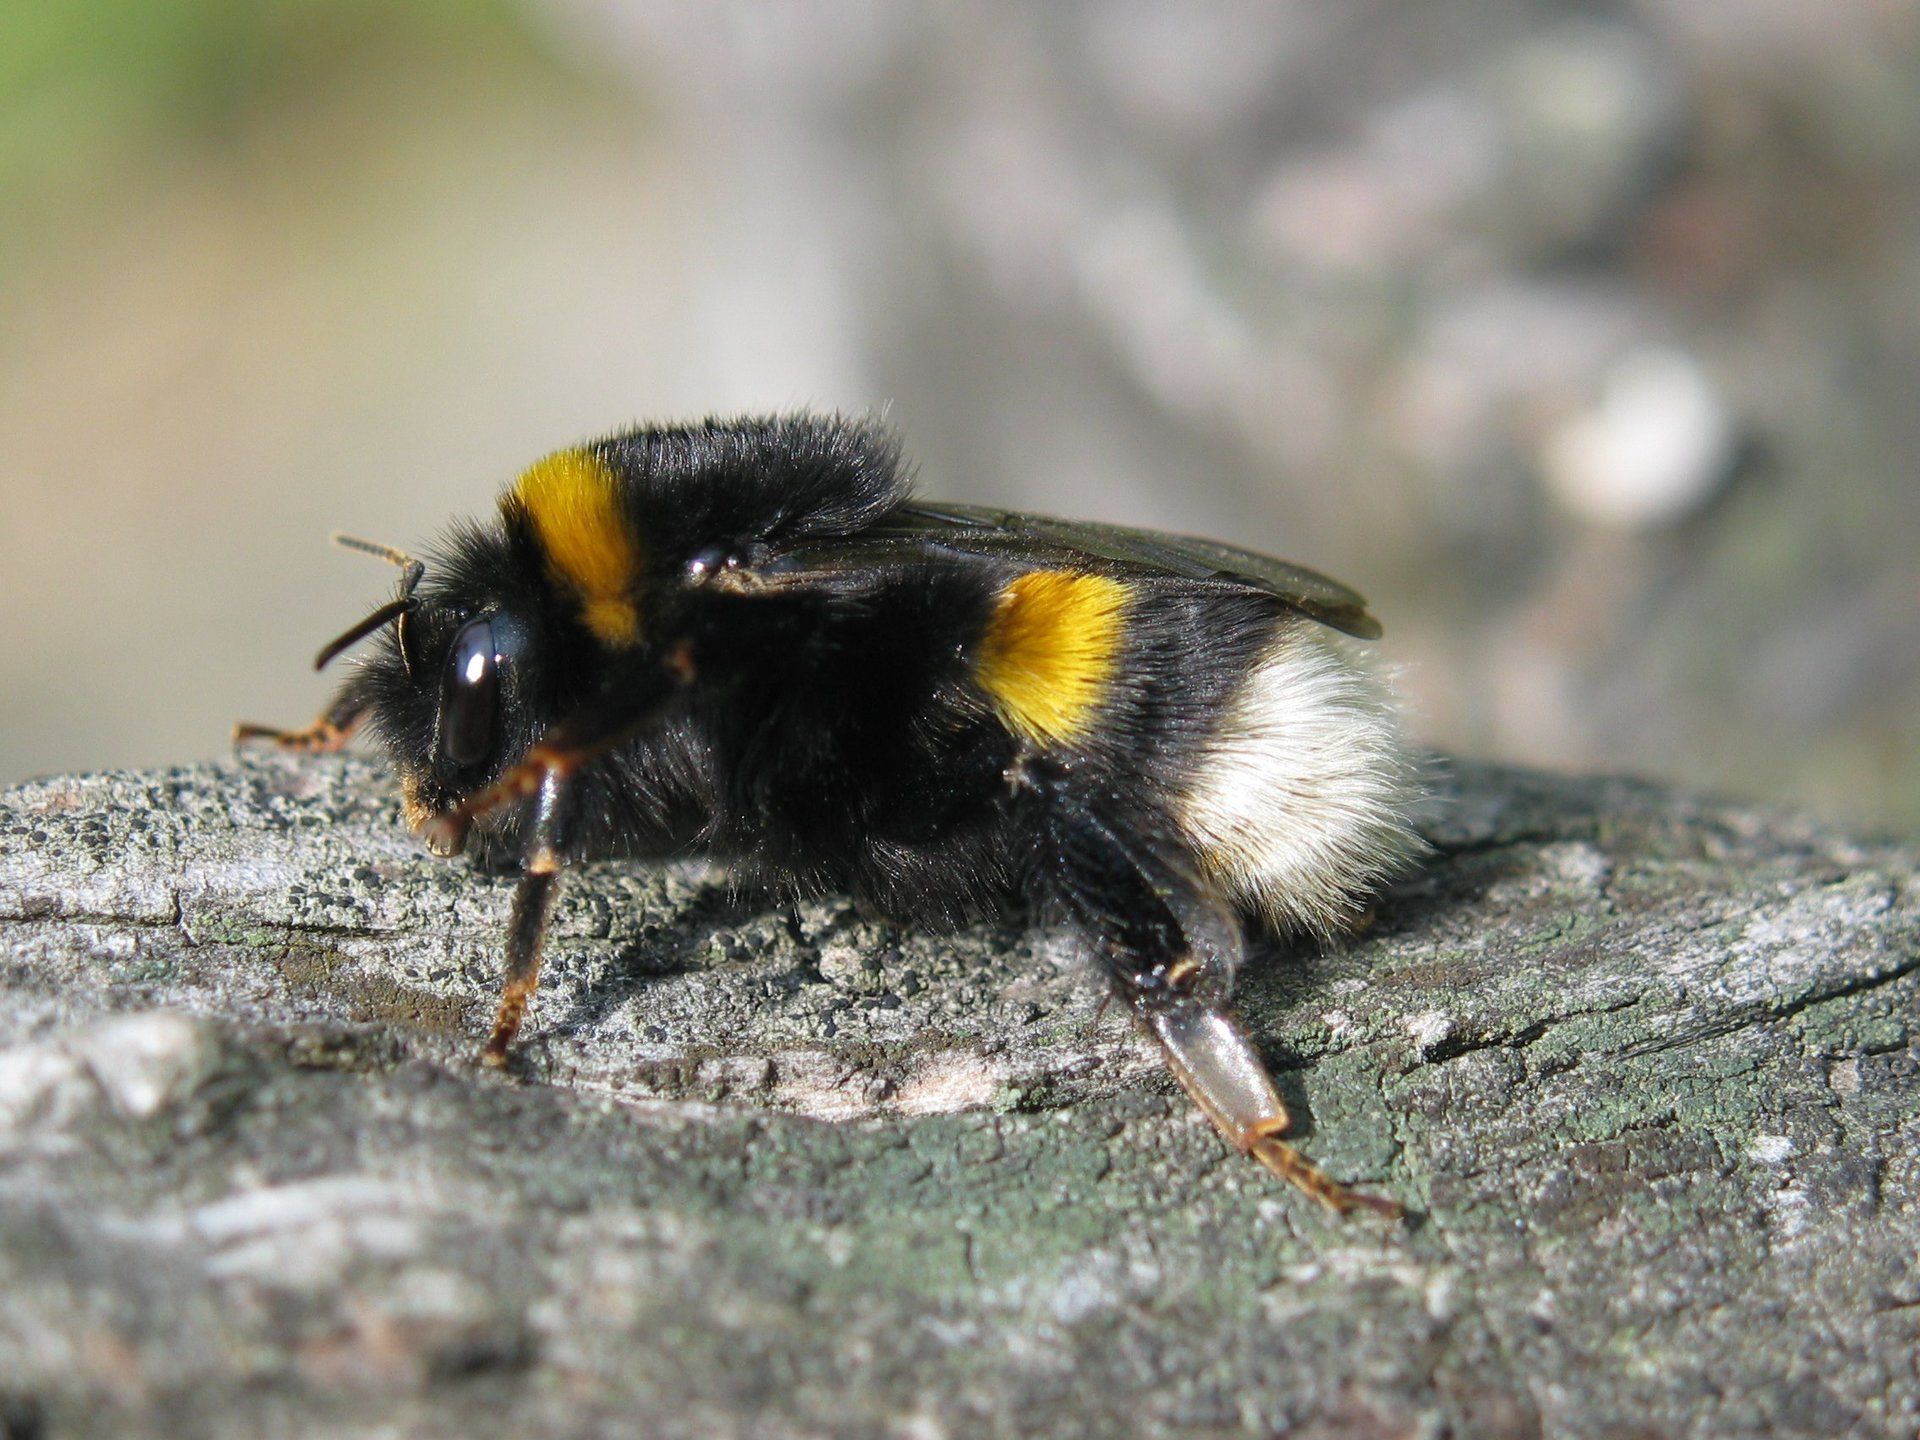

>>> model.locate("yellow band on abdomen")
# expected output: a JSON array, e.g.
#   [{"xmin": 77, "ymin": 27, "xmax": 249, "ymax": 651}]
[{"xmin": 977, "ymin": 570, "xmax": 1129, "ymax": 745}]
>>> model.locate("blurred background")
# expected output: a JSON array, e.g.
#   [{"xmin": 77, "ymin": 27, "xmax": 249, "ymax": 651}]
[{"xmin": 3, "ymin": 1, "xmax": 1917, "ymax": 831}]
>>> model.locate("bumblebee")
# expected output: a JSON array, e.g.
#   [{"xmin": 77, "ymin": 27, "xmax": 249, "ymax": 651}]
[{"xmin": 240, "ymin": 415, "xmax": 1422, "ymax": 1215}]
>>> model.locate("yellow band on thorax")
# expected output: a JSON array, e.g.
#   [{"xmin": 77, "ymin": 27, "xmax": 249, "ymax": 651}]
[
  {"xmin": 510, "ymin": 447, "xmax": 641, "ymax": 646},
  {"xmin": 977, "ymin": 569, "xmax": 1129, "ymax": 745}
]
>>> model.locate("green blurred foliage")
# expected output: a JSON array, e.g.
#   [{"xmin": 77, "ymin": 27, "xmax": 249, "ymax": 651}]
[{"xmin": 0, "ymin": 0, "xmax": 550, "ymax": 239}]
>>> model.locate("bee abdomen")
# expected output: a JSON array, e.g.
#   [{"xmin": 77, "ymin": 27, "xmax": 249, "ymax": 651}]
[{"xmin": 1174, "ymin": 624, "xmax": 1422, "ymax": 941}]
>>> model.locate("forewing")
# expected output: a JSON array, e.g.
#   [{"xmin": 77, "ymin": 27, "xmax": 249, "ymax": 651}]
[{"xmin": 823, "ymin": 501, "xmax": 1384, "ymax": 640}]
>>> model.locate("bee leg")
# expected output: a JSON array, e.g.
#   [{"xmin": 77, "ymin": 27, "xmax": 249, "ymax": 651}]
[
  {"xmin": 1032, "ymin": 771, "xmax": 1400, "ymax": 1217},
  {"xmin": 232, "ymin": 694, "xmax": 365, "ymax": 753},
  {"xmin": 481, "ymin": 769, "xmax": 572, "ymax": 1067},
  {"xmin": 422, "ymin": 655, "xmax": 690, "ymax": 856},
  {"xmin": 1143, "ymin": 999, "xmax": 1402, "ymax": 1219},
  {"xmin": 482, "ymin": 869, "xmax": 561, "ymax": 1066}
]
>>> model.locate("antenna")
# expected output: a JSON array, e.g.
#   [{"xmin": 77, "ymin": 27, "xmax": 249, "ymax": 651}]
[{"xmin": 312, "ymin": 534, "xmax": 427, "ymax": 674}]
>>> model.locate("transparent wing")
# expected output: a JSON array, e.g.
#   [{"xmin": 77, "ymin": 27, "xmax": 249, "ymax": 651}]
[{"xmin": 784, "ymin": 500, "xmax": 1383, "ymax": 640}]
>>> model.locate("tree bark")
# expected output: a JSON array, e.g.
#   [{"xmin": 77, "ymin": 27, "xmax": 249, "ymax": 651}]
[{"xmin": 1, "ymin": 755, "xmax": 1916, "ymax": 1438}]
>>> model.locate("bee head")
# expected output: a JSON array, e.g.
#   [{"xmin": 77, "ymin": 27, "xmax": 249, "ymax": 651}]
[
  {"xmin": 321, "ymin": 527, "xmax": 583, "ymax": 854},
  {"xmin": 301, "ymin": 416, "xmax": 910, "ymax": 855}
]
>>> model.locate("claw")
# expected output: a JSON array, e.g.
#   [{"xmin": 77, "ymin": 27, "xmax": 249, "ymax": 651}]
[
  {"xmin": 1145, "ymin": 1002, "xmax": 1401, "ymax": 1219},
  {"xmin": 421, "ymin": 812, "xmax": 470, "ymax": 858},
  {"xmin": 416, "ymin": 743, "xmax": 568, "ymax": 856}
]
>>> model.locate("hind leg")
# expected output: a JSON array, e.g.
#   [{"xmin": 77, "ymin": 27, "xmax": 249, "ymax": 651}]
[
  {"xmin": 1145, "ymin": 1000, "xmax": 1400, "ymax": 1217},
  {"xmin": 1031, "ymin": 767, "xmax": 1400, "ymax": 1217}
]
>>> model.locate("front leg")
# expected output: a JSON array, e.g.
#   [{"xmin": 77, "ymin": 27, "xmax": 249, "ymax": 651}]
[
  {"xmin": 481, "ymin": 768, "xmax": 573, "ymax": 1066},
  {"xmin": 422, "ymin": 649, "xmax": 692, "ymax": 858},
  {"xmin": 1031, "ymin": 766, "xmax": 1401, "ymax": 1218},
  {"xmin": 445, "ymin": 644, "xmax": 706, "ymax": 1060}
]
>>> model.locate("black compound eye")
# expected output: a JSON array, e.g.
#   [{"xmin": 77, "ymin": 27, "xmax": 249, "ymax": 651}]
[{"xmin": 440, "ymin": 617, "xmax": 500, "ymax": 769}]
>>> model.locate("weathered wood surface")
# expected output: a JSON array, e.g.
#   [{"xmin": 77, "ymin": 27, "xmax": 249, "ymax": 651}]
[{"xmin": 1, "ymin": 755, "xmax": 1916, "ymax": 1438}]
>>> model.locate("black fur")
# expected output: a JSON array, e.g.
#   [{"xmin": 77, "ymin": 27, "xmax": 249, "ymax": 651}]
[
  {"xmin": 590, "ymin": 413, "xmax": 911, "ymax": 563},
  {"xmin": 345, "ymin": 413, "xmax": 1298, "ymax": 965}
]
